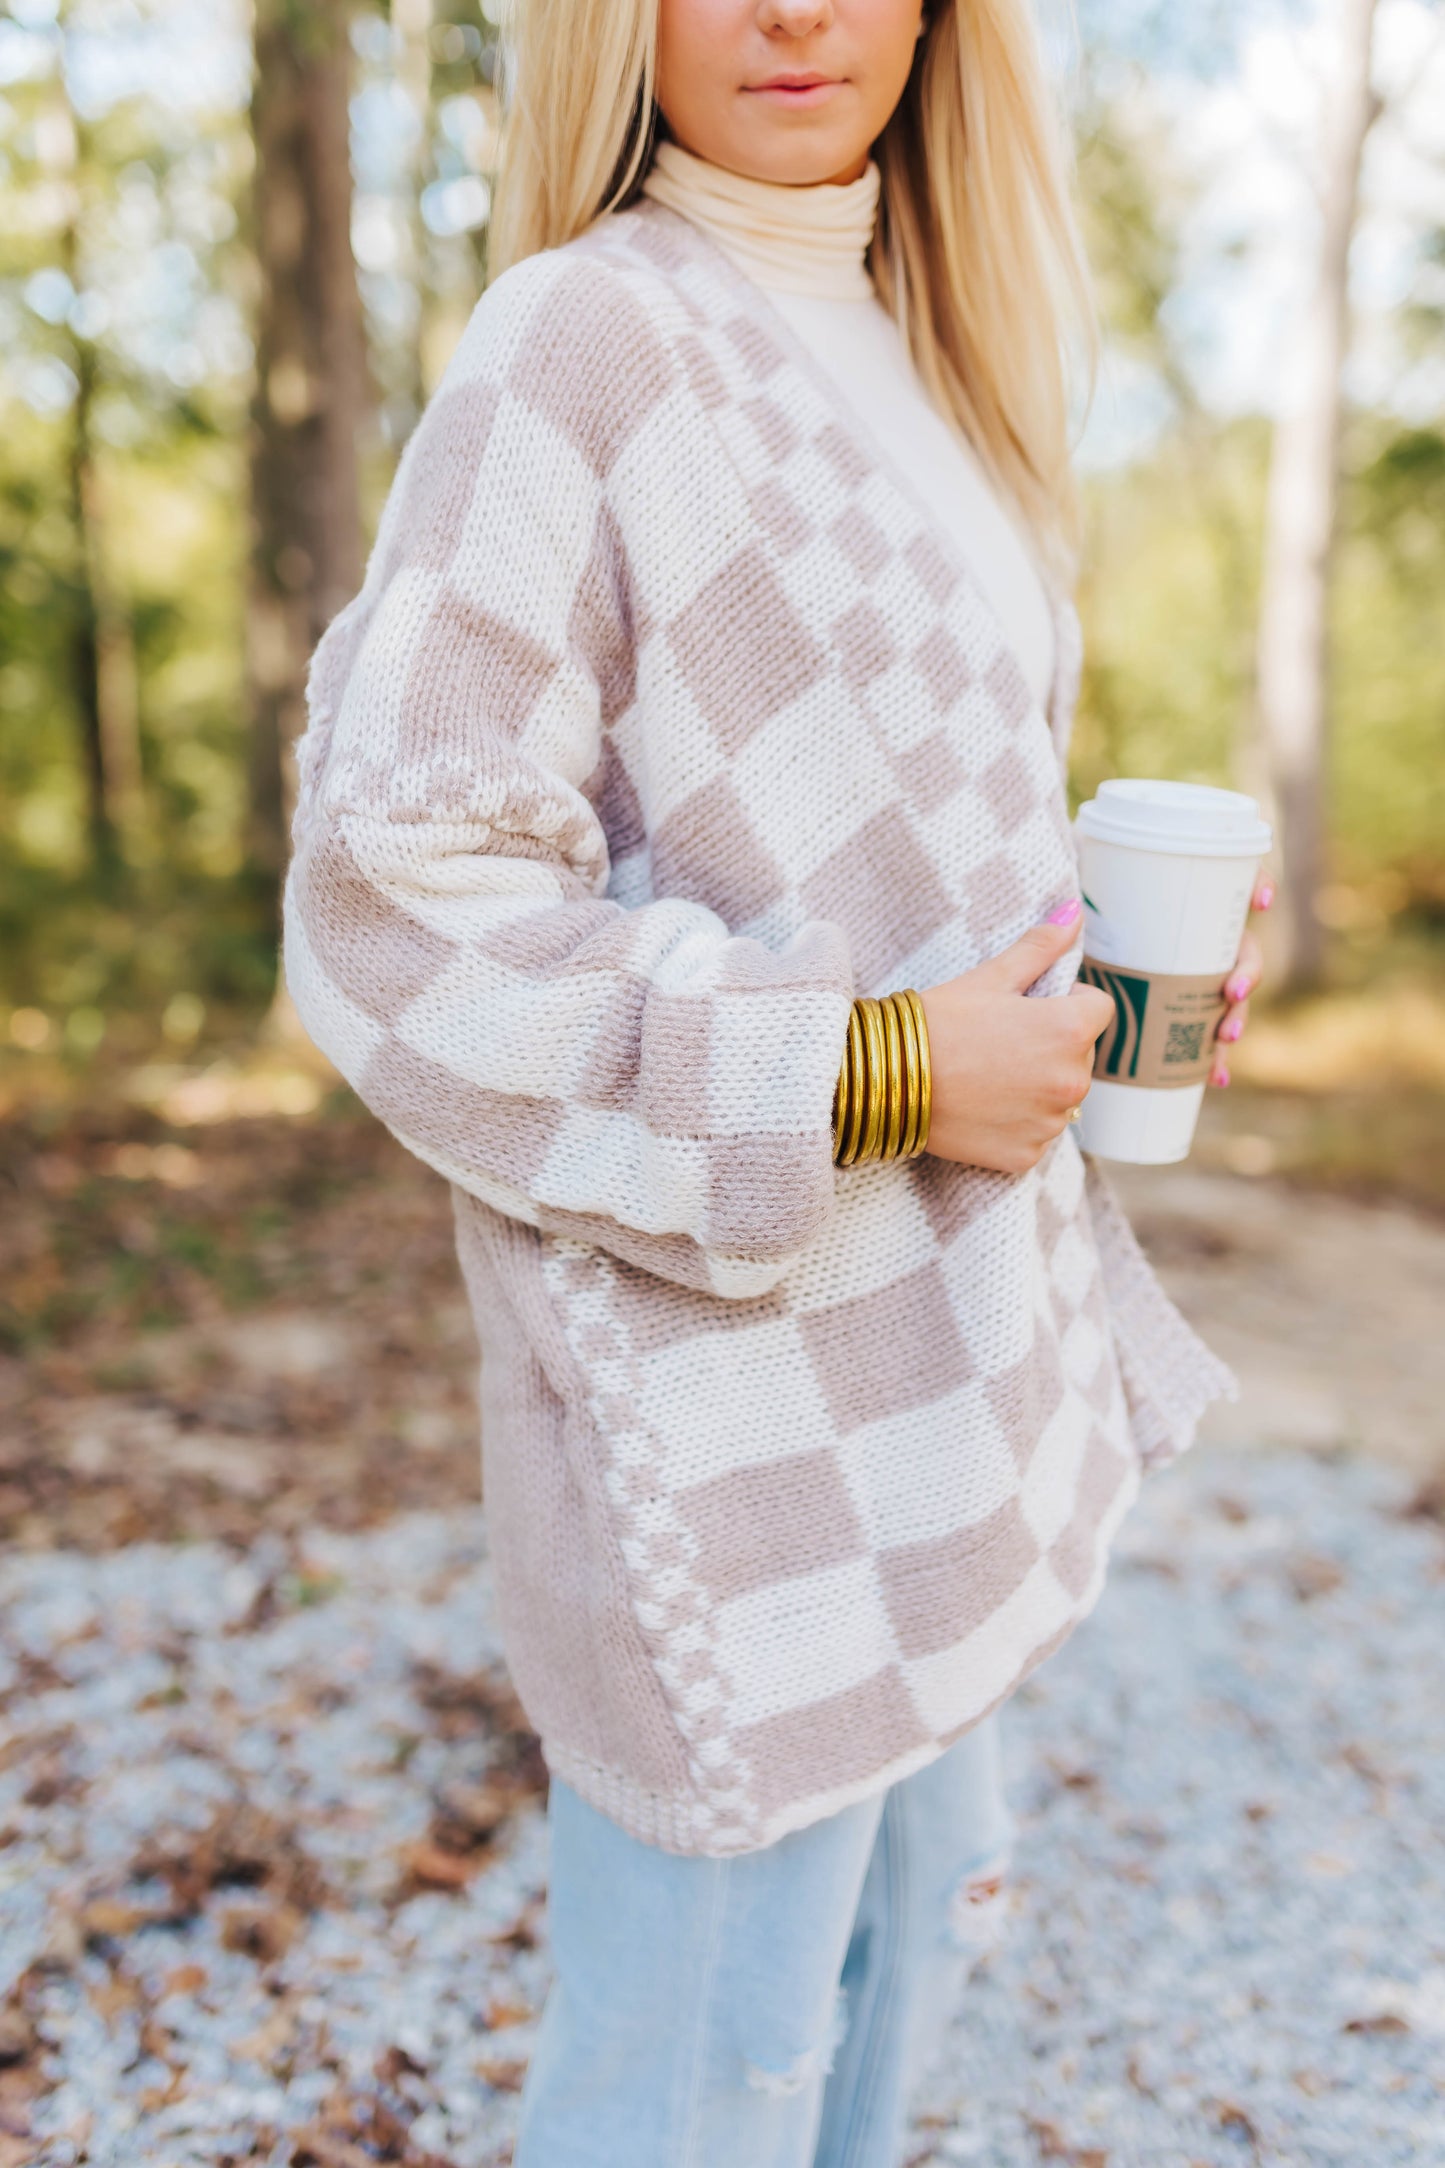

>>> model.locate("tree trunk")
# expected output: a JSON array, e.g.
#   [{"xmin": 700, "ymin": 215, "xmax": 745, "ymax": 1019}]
[
  {"xmin": 64, "ymin": 326, "xmax": 112, "ymax": 876},
  {"xmin": 1254, "ymin": 0, "xmax": 1381, "ymax": 991},
  {"xmin": 248, "ymin": 0, "xmax": 368, "ymax": 924},
  {"xmin": 394, "ymin": 0, "xmax": 435, "ymax": 430},
  {"xmin": 50, "ymin": 38, "xmax": 142, "ymax": 878}
]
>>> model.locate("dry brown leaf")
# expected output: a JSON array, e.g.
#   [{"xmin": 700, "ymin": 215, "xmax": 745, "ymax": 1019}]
[
  {"xmin": 290, "ymin": 2132, "xmax": 376, "ymax": 2168},
  {"xmin": 402, "ymin": 1840, "xmax": 483, "ymax": 1892},
  {"xmin": 139, "ymin": 2068, "xmax": 187, "ymax": 2112},
  {"xmin": 481, "ymin": 1997, "xmax": 535, "ymax": 2031},
  {"xmin": 87, "ymin": 1973, "xmax": 143, "ymax": 2024},
  {"xmin": 475, "ymin": 2057, "xmax": 528, "ymax": 2093},
  {"xmin": 234, "ymin": 2008, "xmax": 296, "ymax": 2065},
  {"xmin": 0, "ymin": 2011, "xmax": 36, "ymax": 2070},
  {"xmin": 433, "ymin": 1779, "xmax": 513, "ymax": 1842},
  {"xmin": 221, "ymin": 1902, "xmax": 304, "ymax": 1963},
  {"xmin": 1288, "ymin": 1553, "xmax": 1345, "ymax": 1601}
]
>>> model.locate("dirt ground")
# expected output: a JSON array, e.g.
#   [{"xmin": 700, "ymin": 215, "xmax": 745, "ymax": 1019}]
[{"xmin": 1112, "ymin": 1159, "xmax": 1445, "ymax": 1478}]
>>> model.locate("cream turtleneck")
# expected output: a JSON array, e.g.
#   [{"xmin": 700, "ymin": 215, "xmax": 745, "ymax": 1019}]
[{"xmin": 641, "ymin": 141, "xmax": 1056, "ymax": 711}]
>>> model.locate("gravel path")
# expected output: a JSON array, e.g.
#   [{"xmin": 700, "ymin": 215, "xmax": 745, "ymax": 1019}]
[{"xmin": 2, "ymin": 1446, "xmax": 1442, "ymax": 2168}]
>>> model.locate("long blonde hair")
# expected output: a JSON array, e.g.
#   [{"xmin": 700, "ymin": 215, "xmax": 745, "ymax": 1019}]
[{"xmin": 491, "ymin": 0, "xmax": 1094, "ymax": 570}]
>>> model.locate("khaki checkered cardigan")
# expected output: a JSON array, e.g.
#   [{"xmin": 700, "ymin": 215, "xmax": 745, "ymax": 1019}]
[{"xmin": 284, "ymin": 201, "xmax": 1236, "ymax": 1856}]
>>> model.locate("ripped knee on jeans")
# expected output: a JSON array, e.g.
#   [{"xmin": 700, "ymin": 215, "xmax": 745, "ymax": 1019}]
[
  {"xmin": 946, "ymin": 1848, "xmax": 1012, "ymax": 1957},
  {"xmin": 743, "ymin": 1988, "xmax": 849, "ymax": 2099}
]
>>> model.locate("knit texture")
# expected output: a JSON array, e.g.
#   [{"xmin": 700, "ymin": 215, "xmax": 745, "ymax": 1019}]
[{"xmin": 284, "ymin": 201, "xmax": 1237, "ymax": 1856}]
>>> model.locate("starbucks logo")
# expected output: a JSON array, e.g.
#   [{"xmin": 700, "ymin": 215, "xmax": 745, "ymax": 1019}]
[{"xmin": 1079, "ymin": 960, "xmax": 1150, "ymax": 1082}]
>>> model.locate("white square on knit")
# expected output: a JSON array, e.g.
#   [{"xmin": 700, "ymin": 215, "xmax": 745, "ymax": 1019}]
[
  {"xmin": 1040, "ymin": 1132, "xmax": 1087, "ymax": 1215},
  {"xmin": 1008, "ymin": 800, "xmax": 1073, "ymax": 886},
  {"xmin": 785, "ymin": 1168, "xmax": 939, "ymax": 1314},
  {"xmin": 385, "ymin": 862, "xmax": 567, "ymax": 951},
  {"xmin": 1048, "ymin": 1222, "xmax": 1099, "ymax": 1315},
  {"xmin": 936, "ymin": 1185, "xmax": 1040, "ymax": 1376},
  {"xmin": 732, "ymin": 678, "xmax": 898, "ymax": 885},
  {"xmin": 1016, "ymin": 1392, "xmax": 1095, "ymax": 1550},
  {"xmin": 770, "ymin": 501, "xmax": 868, "ymax": 623},
  {"xmin": 768, "ymin": 425, "xmax": 858, "ymax": 531},
  {"xmin": 915, "ymin": 794, "xmax": 1010, "ymax": 893},
  {"xmin": 395, "ymin": 945, "xmax": 609, "ymax": 1101},
  {"xmin": 614, "ymin": 392, "xmax": 759, "ymax": 626},
  {"xmin": 1060, "ymin": 1311, "xmax": 1108, "ymax": 1399},
  {"xmin": 902, "ymin": 1554, "xmax": 1071, "ymax": 1734},
  {"xmin": 857, "ymin": 651, "xmax": 963, "ymax": 755},
  {"xmin": 704, "ymin": 987, "xmax": 849, "ymax": 1137},
  {"xmin": 282, "ymin": 910, "xmax": 389, "ymax": 1080},
  {"xmin": 453, "ymin": 392, "xmax": 600, "ymax": 627},
  {"xmin": 710, "ymin": 1554, "xmax": 897, "ymax": 1730},
  {"xmin": 335, "ymin": 566, "xmax": 445, "ymax": 782},
  {"xmin": 630, "ymin": 643, "xmax": 730, "ymax": 829},
  {"xmin": 836, "ymin": 1382, "xmax": 1022, "ymax": 1554},
  {"xmin": 531, "ymin": 1107, "xmax": 712, "ymax": 1240},
  {"xmin": 634, "ymin": 1317, "xmax": 829, "ymax": 1495},
  {"xmin": 519, "ymin": 659, "xmax": 604, "ymax": 788}
]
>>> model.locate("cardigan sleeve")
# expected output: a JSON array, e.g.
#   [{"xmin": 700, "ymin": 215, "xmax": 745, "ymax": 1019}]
[{"xmin": 283, "ymin": 250, "xmax": 854, "ymax": 1301}]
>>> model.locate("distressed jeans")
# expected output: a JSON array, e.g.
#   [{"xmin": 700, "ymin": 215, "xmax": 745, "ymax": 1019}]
[{"xmin": 514, "ymin": 1715, "xmax": 1012, "ymax": 2168}]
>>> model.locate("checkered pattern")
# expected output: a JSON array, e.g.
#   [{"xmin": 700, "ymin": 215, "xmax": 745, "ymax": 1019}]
[{"xmin": 285, "ymin": 203, "xmax": 1236, "ymax": 1856}]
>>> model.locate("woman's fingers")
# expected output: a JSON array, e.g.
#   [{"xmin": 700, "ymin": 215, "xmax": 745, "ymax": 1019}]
[
  {"xmin": 1223, "ymin": 927, "xmax": 1263, "ymax": 1008},
  {"xmin": 1253, "ymin": 874, "xmax": 1277, "ymax": 913},
  {"xmin": 1217, "ymin": 999, "xmax": 1248, "ymax": 1046},
  {"xmin": 1217, "ymin": 923, "xmax": 1261, "ymax": 1067}
]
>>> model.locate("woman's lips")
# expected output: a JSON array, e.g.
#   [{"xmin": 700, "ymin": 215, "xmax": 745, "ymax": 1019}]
[{"xmin": 744, "ymin": 77, "xmax": 846, "ymax": 108}]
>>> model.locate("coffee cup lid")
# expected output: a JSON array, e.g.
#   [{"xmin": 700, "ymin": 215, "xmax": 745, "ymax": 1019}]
[{"xmin": 1075, "ymin": 779, "xmax": 1273, "ymax": 859}]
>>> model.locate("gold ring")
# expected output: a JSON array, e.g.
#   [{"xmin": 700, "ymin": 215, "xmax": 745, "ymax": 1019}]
[{"xmin": 1066, "ymin": 1105, "xmax": 1083, "ymax": 1125}]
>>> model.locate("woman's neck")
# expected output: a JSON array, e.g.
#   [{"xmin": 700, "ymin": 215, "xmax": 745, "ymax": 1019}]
[{"xmin": 641, "ymin": 140, "xmax": 880, "ymax": 303}]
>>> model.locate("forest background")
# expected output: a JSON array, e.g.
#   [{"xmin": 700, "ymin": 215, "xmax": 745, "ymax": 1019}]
[{"xmin": 1, "ymin": 0, "xmax": 1443, "ymax": 1407}]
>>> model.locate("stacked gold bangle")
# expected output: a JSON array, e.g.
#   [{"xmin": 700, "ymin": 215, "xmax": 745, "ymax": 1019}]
[{"xmin": 832, "ymin": 990, "xmax": 933, "ymax": 1168}]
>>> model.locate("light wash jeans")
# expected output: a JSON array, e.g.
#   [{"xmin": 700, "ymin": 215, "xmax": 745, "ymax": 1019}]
[{"xmin": 515, "ymin": 1716, "xmax": 1012, "ymax": 2168}]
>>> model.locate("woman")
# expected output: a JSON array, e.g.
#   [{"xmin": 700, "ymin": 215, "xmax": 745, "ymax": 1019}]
[{"xmin": 285, "ymin": 3, "xmax": 1271, "ymax": 2162}]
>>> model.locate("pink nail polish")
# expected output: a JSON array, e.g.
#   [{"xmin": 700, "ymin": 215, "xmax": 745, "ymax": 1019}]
[
  {"xmin": 1220, "ymin": 1016, "xmax": 1244, "ymax": 1044},
  {"xmin": 1047, "ymin": 898, "xmax": 1082, "ymax": 927},
  {"xmin": 1226, "ymin": 973, "xmax": 1252, "ymax": 1004},
  {"xmin": 1212, "ymin": 1064, "xmax": 1231, "ymax": 1089},
  {"xmin": 1257, "ymin": 881, "xmax": 1276, "ymax": 911}
]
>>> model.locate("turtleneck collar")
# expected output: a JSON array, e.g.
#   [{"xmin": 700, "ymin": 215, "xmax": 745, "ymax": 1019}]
[{"xmin": 642, "ymin": 140, "xmax": 880, "ymax": 303}]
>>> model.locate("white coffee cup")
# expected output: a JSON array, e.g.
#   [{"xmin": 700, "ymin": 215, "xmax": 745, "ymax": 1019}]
[{"xmin": 1072, "ymin": 780, "xmax": 1273, "ymax": 1165}]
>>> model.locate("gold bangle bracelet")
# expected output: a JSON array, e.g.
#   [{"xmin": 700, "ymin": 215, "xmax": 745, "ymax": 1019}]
[
  {"xmin": 858, "ymin": 998, "xmax": 888, "ymax": 1164},
  {"xmin": 834, "ymin": 990, "xmax": 932, "ymax": 1168},
  {"xmin": 880, "ymin": 993, "xmax": 905, "ymax": 1162},
  {"xmin": 839, "ymin": 1005, "xmax": 866, "ymax": 1166},
  {"xmin": 894, "ymin": 990, "xmax": 921, "ymax": 1160},
  {"xmin": 901, "ymin": 988, "xmax": 932, "ymax": 1156}
]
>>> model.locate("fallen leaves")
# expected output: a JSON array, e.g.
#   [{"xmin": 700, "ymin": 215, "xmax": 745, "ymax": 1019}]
[
  {"xmin": 0, "ymin": 1982, "xmax": 51, "ymax": 2146},
  {"xmin": 1025, "ymin": 2116, "xmax": 1108, "ymax": 2165},
  {"xmin": 289, "ymin": 2081, "xmax": 459, "ymax": 2168},
  {"xmin": 398, "ymin": 1774, "xmax": 536, "ymax": 1899},
  {"xmin": 0, "ymin": 1098, "xmax": 482, "ymax": 1554},
  {"xmin": 0, "ymin": 2009, "xmax": 37, "ymax": 2070},
  {"xmin": 220, "ymin": 1901, "xmax": 306, "ymax": 1964},
  {"xmin": 131, "ymin": 1798, "xmax": 329, "ymax": 1921}
]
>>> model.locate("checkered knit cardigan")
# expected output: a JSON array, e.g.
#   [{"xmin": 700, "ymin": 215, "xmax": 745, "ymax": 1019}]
[{"xmin": 284, "ymin": 200, "xmax": 1236, "ymax": 1856}]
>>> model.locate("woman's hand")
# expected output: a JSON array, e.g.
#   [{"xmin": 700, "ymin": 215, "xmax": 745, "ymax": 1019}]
[
  {"xmin": 919, "ymin": 901, "xmax": 1114, "ymax": 1175},
  {"xmin": 1209, "ymin": 874, "xmax": 1277, "ymax": 1089}
]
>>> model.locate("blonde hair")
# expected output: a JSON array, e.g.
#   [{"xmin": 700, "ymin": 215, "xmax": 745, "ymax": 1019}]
[{"xmin": 491, "ymin": 0, "xmax": 1093, "ymax": 570}]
